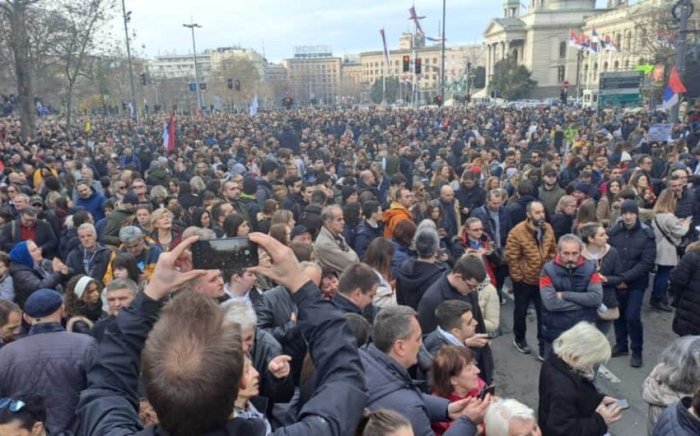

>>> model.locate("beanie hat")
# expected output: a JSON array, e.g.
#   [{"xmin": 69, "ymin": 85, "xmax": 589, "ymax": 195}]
[
  {"xmin": 24, "ymin": 289, "xmax": 63, "ymax": 318},
  {"xmin": 341, "ymin": 186, "xmax": 356, "ymax": 203},
  {"xmin": 573, "ymin": 182, "xmax": 590, "ymax": 195},
  {"xmin": 122, "ymin": 190, "xmax": 140, "ymax": 204},
  {"xmin": 242, "ymin": 176, "xmax": 257, "ymax": 195},
  {"xmin": 620, "ymin": 199, "xmax": 639, "ymax": 215}
]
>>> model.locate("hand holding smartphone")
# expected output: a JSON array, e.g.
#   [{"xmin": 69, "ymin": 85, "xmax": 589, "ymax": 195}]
[{"xmin": 192, "ymin": 237, "xmax": 259, "ymax": 270}]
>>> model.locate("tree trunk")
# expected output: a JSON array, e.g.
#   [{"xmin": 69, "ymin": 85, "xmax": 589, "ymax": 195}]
[
  {"xmin": 7, "ymin": 1, "xmax": 36, "ymax": 142},
  {"xmin": 66, "ymin": 82, "xmax": 74, "ymax": 141}
]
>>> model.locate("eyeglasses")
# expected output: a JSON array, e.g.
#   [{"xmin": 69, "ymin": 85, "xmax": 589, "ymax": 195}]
[{"xmin": 0, "ymin": 398, "xmax": 26, "ymax": 412}]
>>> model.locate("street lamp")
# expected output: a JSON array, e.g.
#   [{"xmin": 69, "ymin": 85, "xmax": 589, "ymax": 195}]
[
  {"xmin": 183, "ymin": 22, "xmax": 203, "ymax": 111},
  {"xmin": 121, "ymin": 0, "xmax": 137, "ymax": 124}
]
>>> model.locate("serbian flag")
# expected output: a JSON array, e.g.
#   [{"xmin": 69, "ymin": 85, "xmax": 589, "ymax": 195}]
[
  {"xmin": 162, "ymin": 112, "xmax": 175, "ymax": 154},
  {"xmin": 663, "ymin": 67, "xmax": 687, "ymax": 110},
  {"xmin": 604, "ymin": 34, "xmax": 619, "ymax": 52},
  {"xmin": 408, "ymin": 6, "xmax": 425, "ymax": 35},
  {"xmin": 569, "ymin": 30, "xmax": 583, "ymax": 49},
  {"xmin": 426, "ymin": 36, "xmax": 446, "ymax": 43}
]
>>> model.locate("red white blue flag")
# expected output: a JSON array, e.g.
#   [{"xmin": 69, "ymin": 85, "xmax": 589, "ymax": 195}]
[{"xmin": 162, "ymin": 112, "xmax": 175, "ymax": 154}]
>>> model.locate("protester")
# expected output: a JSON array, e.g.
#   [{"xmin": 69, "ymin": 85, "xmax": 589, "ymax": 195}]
[
  {"xmin": 0, "ymin": 299, "xmax": 21, "ymax": 348},
  {"xmin": 670, "ymin": 242, "xmax": 700, "ymax": 336},
  {"xmin": 91, "ymin": 278, "xmax": 138, "ymax": 342},
  {"xmin": 653, "ymin": 385, "xmax": 700, "ymax": 436},
  {"xmin": 484, "ymin": 398, "xmax": 542, "ymax": 436}
]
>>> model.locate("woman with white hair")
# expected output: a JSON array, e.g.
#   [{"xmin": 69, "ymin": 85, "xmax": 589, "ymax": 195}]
[
  {"xmin": 485, "ymin": 398, "xmax": 541, "ymax": 436},
  {"xmin": 643, "ymin": 336, "xmax": 700, "ymax": 435},
  {"xmin": 538, "ymin": 322, "xmax": 623, "ymax": 436}
]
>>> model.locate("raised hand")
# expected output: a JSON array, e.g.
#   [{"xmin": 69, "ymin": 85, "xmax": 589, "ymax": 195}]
[
  {"xmin": 247, "ymin": 232, "xmax": 309, "ymax": 293},
  {"xmin": 144, "ymin": 236, "xmax": 207, "ymax": 301}
]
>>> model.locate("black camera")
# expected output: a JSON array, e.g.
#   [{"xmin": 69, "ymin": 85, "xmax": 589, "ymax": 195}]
[{"xmin": 192, "ymin": 237, "xmax": 259, "ymax": 271}]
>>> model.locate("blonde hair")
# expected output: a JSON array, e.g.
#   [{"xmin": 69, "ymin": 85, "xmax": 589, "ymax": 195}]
[
  {"xmin": 652, "ymin": 189, "xmax": 677, "ymax": 214},
  {"xmin": 553, "ymin": 322, "xmax": 611, "ymax": 378},
  {"xmin": 150, "ymin": 208, "xmax": 174, "ymax": 228},
  {"xmin": 555, "ymin": 195, "xmax": 576, "ymax": 214}
]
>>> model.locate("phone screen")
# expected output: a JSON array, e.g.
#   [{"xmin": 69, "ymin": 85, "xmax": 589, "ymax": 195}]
[{"xmin": 478, "ymin": 385, "xmax": 495, "ymax": 400}]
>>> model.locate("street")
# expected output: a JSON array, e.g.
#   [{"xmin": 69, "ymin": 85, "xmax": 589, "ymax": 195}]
[{"xmin": 491, "ymin": 292, "xmax": 676, "ymax": 436}]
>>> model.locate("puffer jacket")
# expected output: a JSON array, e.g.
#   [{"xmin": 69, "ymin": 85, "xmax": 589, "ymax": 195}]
[
  {"xmin": 9, "ymin": 260, "xmax": 62, "ymax": 308},
  {"xmin": 505, "ymin": 221, "xmax": 557, "ymax": 286},
  {"xmin": 670, "ymin": 248, "xmax": 700, "ymax": 336},
  {"xmin": 608, "ymin": 219, "xmax": 656, "ymax": 290},
  {"xmin": 353, "ymin": 220, "xmax": 383, "ymax": 260},
  {"xmin": 395, "ymin": 258, "xmax": 449, "ymax": 310},
  {"xmin": 653, "ymin": 397, "xmax": 700, "ymax": 436},
  {"xmin": 382, "ymin": 203, "xmax": 413, "ymax": 238},
  {"xmin": 643, "ymin": 362, "xmax": 694, "ymax": 435},
  {"xmin": 0, "ymin": 323, "xmax": 96, "ymax": 433}
]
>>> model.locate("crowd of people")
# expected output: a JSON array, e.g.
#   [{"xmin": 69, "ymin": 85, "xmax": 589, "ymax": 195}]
[{"xmin": 0, "ymin": 103, "xmax": 699, "ymax": 435}]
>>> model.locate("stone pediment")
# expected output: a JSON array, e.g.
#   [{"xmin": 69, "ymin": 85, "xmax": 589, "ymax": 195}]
[{"xmin": 484, "ymin": 17, "xmax": 526, "ymax": 38}]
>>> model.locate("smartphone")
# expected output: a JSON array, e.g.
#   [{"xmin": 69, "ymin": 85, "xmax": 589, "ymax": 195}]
[
  {"xmin": 608, "ymin": 399, "xmax": 630, "ymax": 410},
  {"xmin": 478, "ymin": 384, "xmax": 496, "ymax": 400},
  {"xmin": 192, "ymin": 237, "xmax": 259, "ymax": 271}
]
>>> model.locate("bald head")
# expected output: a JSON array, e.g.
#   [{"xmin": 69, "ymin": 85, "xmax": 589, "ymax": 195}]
[{"xmin": 440, "ymin": 185, "xmax": 454, "ymax": 203}]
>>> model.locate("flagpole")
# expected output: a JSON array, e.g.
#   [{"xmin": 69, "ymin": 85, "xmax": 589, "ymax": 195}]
[
  {"xmin": 440, "ymin": 0, "xmax": 446, "ymax": 107},
  {"xmin": 412, "ymin": 22, "xmax": 417, "ymax": 107}
]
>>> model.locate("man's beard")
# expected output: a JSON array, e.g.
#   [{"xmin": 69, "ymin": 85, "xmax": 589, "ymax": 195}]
[
  {"xmin": 564, "ymin": 261, "xmax": 577, "ymax": 269},
  {"xmin": 530, "ymin": 218, "xmax": 545, "ymax": 228}
]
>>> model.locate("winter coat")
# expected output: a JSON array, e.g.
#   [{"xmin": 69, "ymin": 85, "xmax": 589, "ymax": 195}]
[
  {"xmin": 101, "ymin": 208, "xmax": 135, "ymax": 247},
  {"xmin": 504, "ymin": 194, "xmax": 538, "ymax": 226},
  {"xmin": 252, "ymin": 329, "xmax": 294, "ymax": 405},
  {"xmin": 505, "ymin": 221, "xmax": 557, "ymax": 286},
  {"xmin": 77, "ymin": 282, "xmax": 368, "ymax": 436},
  {"xmin": 539, "ymin": 257, "xmax": 602, "ymax": 342},
  {"xmin": 538, "ymin": 354, "xmax": 608, "ymax": 436},
  {"xmin": 299, "ymin": 203, "xmax": 323, "ymax": 237},
  {"xmin": 0, "ymin": 218, "xmax": 58, "ymax": 258},
  {"xmin": 455, "ymin": 185, "xmax": 486, "ymax": 222},
  {"xmin": 643, "ymin": 362, "xmax": 694, "ymax": 435},
  {"xmin": 470, "ymin": 205, "xmax": 513, "ymax": 249},
  {"xmin": 382, "ymin": 202, "xmax": 413, "ymax": 238},
  {"xmin": 477, "ymin": 281, "xmax": 500, "ymax": 333},
  {"xmin": 75, "ymin": 189, "xmax": 107, "ymax": 222},
  {"xmin": 255, "ymin": 178, "xmax": 274, "ymax": 208},
  {"xmin": 551, "ymin": 213, "xmax": 575, "ymax": 240},
  {"xmin": 581, "ymin": 244, "xmax": 624, "ymax": 310},
  {"xmin": 540, "ymin": 184, "xmax": 567, "ymax": 217},
  {"xmin": 59, "ymin": 226, "xmax": 80, "ymax": 260},
  {"xmin": 313, "ymin": 226, "xmax": 359, "ymax": 276},
  {"xmin": 360, "ymin": 344, "xmax": 478, "ymax": 436},
  {"xmin": 670, "ymin": 249, "xmax": 700, "ymax": 336},
  {"xmin": 9, "ymin": 260, "xmax": 62, "ymax": 308},
  {"xmin": 0, "ymin": 323, "xmax": 96, "ymax": 434},
  {"xmin": 353, "ymin": 220, "xmax": 383, "ymax": 260},
  {"xmin": 417, "ymin": 273, "xmax": 494, "ymax": 384},
  {"xmin": 390, "ymin": 240, "xmax": 415, "ymax": 280},
  {"xmin": 652, "ymin": 212, "xmax": 690, "ymax": 266},
  {"xmin": 255, "ymin": 285, "xmax": 307, "ymax": 383},
  {"xmin": 65, "ymin": 244, "xmax": 112, "ymax": 285},
  {"xmin": 0, "ymin": 274, "xmax": 14, "ymax": 301},
  {"xmin": 653, "ymin": 397, "xmax": 700, "ymax": 436},
  {"xmin": 608, "ymin": 219, "xmax": 656, "ymax": 290},
  {"xmin": 395, "ymin": 258, "xmax": 448, "ymax": 310}
]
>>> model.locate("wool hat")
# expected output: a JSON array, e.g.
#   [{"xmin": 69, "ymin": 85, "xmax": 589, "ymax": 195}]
[
  {"xmin": 341, "ymin": 186, "xmax": 356, "ymax": 202},
  {"xmin": 291, "ymin": 224, "xmax": 311, "ymax": 240},
  {"xmin": 620, "ymin": 199, "xmax": 639, "ymax": 215},
  {"xmin": 24, "ymin": 289, "xmax": 63, "ymax": 318},
  {"xmin": 122, "ymin": 190, "xmax": 140, "ymax": 205},
  {"xmin": 573, "ymin": 182, "xmax": 590, "ymax": 194}
]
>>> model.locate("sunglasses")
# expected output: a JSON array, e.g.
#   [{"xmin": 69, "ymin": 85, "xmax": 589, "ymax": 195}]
[{"xmin": 0, "ymin": 398, "xmax": 26, "ymax": 412}]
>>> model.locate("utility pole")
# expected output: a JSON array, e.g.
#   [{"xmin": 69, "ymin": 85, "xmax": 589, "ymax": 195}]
[
  {"xmin": 183, "ymin": 22, "xmax": 203, "ymax": 111},
  {"xmin": 671, "ymin": 0, "xmax": 693, "ymax": 123},
  {"xmin": 440, "ymin": 0, "xmax": 446, "ymax": 107},
  {"xmin": 121, "ymin": 0, "xmax": 137, "ymax": 124}
]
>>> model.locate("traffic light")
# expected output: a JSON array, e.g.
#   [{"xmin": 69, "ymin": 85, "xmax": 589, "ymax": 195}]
[
  {"xmin": 403, "ymin": 55, "xmax": 410, "ymax": 73},
  {"xmin": 234, "ymin": 80, "xmax": 240, "ymax": 91},
  {"xmin": 415, "ymin": 58, "xmax": 422, "ymax": 75},
  {"xmin": 139, "ymin": 72, "xmax": 147, "ymax": 86},
  {"xmin": 227, "ymin": 78, "xmax": 233, "ymax": 89}
]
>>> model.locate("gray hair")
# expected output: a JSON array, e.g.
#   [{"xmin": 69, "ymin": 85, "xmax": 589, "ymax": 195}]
[
  {"xmin": 557, "ymin": 234, "xmax": 583, "ymax": 251},
  {"xmin": 372, "ymin": 305, "xmax": 417, "ymax": 353},
  {"xmin": 553, "ymin": 322, "xmax": 610, "ymax": 378},
  {"xmin": 653, "ymin": 336, "xmax": 700, "ymax": 394},
  {"xmin": 525, "ymin": 200, "xmax": 544, "ymax": 214},
  {"xmin": 150, "ymin": 185, "xmax": 168, "ymax": 199},
  {"xmin": 119, "ymin": 225, "xmax": 144, "ymax": 244},
  {"xmin": 77, "ymin": 222, "xmax": 97, "ymax": 235},
  {"xmin": 105, "ymin": 278, "xmax": 139, "ymax": 296},
  {"xmin": 221, "ymin": 299, "xmax": 257, "ymax": 331},
  {"xmin": 414, "ymin": 226, "xmax": 439, "ymax": 259},
  {"xmin": 320, "ymin": 204, "xmax": 342, "ymax": 224},
  {"xmin": 484, "ymin": 398, "xmax": 537, "ymax": 436}
]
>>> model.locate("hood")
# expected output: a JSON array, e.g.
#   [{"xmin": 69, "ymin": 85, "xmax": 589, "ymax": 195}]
[
  {"xmin": 642, "ymin": 363, "xmax": 692, "ymax": 407},
  {"xmin": 396, "ymin": 259, "xmax": 446, "ymax": 286},
  {"xmin": 581, "ymin": 244, "xmax": 611, "ymax": 260},
  {"xmin": 9, "ymin": 241, "xmax": 34, "ymax": 269},
  {"xmin": 383, "ymin": 203, "xmax": 411, "ymax": 221}
]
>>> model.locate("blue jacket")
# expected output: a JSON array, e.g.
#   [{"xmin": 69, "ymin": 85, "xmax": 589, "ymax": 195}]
[
  {"xmin": 391, "ymin": 240, "xmax": 414, "ymax": 280},
  {"xmin": 470, "ymin": 205, "xmax": 512, "ymax": 249},
  {"xmin": 77, "ymin": 282, "xmax": 368, "ymax": 435},
  {"xmin": 653, "ymin": 397, "xmax": 700, "ymax": 436},
  {"xmin": 607, "ymin": 219, "xmax": 657, "ymax": 290},
  {"xmin": 353, "ymin": 220, "xmax": 382, "ymax": 260},
  {"xmin": 360, "ymin": 344, "xmax": 478, "ymax": 436},
  {"xmin": 75, "ymin": 189, "xmax": 107, "ymax": 222}
]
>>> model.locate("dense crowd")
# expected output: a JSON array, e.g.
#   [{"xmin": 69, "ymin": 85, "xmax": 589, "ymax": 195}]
[{"xmin": 0, "ymin": 104, "xmax": 700, "ymax": 436}]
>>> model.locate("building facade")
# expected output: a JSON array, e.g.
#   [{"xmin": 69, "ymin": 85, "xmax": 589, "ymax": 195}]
[{"xmin": 283, "ymin": 46, "xmax": 342, "ymax": 105}]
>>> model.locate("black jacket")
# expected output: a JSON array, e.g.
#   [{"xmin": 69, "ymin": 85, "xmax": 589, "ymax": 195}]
[
  {"xmin": 670, "ymin": 249, "xmax": 700, "ymax": 336},
  {"xmin": 607, "ymin": 219, "xmax": 657, "ymax": 290},
  {"xmin": 255, "ymin": 178, "xmax": 274, "ymax": 208},
  {"xmin": 455, "ymin": 185, "xmax": 486, "ymax": 222},
  {"xmin": 504, "ymin": 194, "xmax": 538, "ymax": 226},
  {"xmin": 395, "ymin": 259, "xmax": 448, "ymax": 310},
  {"xmin": 595, "ymin": 246, "xmax": 624, "ymax": 309},
  {"xmin": 65, "ymin": 244, "xmax": 112, "ymax": 284},
  {"xmin": 252, "ymin": 329, "xmax": 294, "ymax": 405},
  {"xmin": 0, "ymin": 219, "xmax": 58, "ymax": 258},
  {"xmin": 0, "ymin": 322, "xmax": 96, "ymax": 434},
  {"xmin": 551, "ymin": 213, "xmax": 574, "ymax": 240},
  {"xmin": 353, "ymin": 220, "xmax": 382, "ymax": 261},
  {"xmin": 299, "ymin": 204, "xmax": 323, "ymax": 237},
  {"xmin": 470, "ymin": 205, "xmax": 513, "ymax": 249},
  {"xmin": 417, "ymin": 274, "xmax": 494, "ymax": 384},
  {"xmin": 77, "ymin": 283, "xmax": 368, "ymax": 436},
  {"xmin": 255, "ymin": 286, "xmax": 307, "ymax": 383},
  {"xmin": 538, "ymin": 354, "xmax": 607, "ymax": 436},
  {"xmin": 9, "ymin": 261, "xmax": 62, "ymax": 308}
]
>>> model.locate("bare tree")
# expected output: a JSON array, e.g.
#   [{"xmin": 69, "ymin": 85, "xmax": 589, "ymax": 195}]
[
  {"xmin": 0, "ymin": 0, "xmax": 40, "ymax": 142},
  {"xmin": 209, "ymin": 56, "xmax": 261, "ymax": 111}
]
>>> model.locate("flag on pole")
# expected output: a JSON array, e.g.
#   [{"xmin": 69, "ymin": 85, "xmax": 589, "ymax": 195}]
[
  {"xmin": 569, "ymin": 30, "xmax": 583, "ymax": 49},
  {"xmin": 426, "ymin": 36, "xmax": 446, "ymax": 43},
  {"xmin": 408, "ymin": 6, "xmax": 425, "ymax": 35},
  {"xmin": 603, "ymin": 34, "xmax": 619, "ymax": 52},
  {"xmin": 379, "ymin": 28, "xmax": 391, "ymax": 75},
  {"xmin": 663, "ymin": 66, "xmax": 687, "ymax": 110},
  {"xmin": 590, "ymin": 27, "xmax": 601, "ymax": 44},
  {"xmin": 162, "ymin": 112, "xmax": 175, "ymax": 154},
  {"xmin": 128, "ymin": 102, "xmax": 135, "ymax": 119},
  {"xmin": 249, "ymin": 95, "xmax": 259, "ymax": 116}
]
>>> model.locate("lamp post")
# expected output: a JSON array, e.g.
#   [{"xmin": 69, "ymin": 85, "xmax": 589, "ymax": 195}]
[
  {"xmin": 120, "ymin": 0, "xmax": 137, "ymax": 124},
  {"xmin": 440, "ymin": 0, "xmax": 446, "ymax": 107},
  {"xmin": 183, "ymin": 22, "xmax": 203, "ymax": 111}
]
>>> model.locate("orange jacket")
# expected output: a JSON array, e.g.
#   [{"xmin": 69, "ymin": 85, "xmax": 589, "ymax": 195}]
[{"xmin": 382, "ymin": 203, "xmax": 413, "ymax": 238}]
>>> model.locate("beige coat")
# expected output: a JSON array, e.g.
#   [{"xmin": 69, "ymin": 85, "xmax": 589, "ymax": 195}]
[
  {"xmin": 477, "ymin": 282, "xmax": 500, "ymax": 333},
  {"xmin": 314, "ymin": 226, "xmax": 359, "ymax": 275}
]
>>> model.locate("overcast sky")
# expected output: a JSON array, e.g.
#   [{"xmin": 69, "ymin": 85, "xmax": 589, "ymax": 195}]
[{"xmin": 113, "ymin": 0, "xmax": 610, "ymax": 62}]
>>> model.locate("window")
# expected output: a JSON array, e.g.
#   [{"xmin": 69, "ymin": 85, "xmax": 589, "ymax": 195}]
[
  {"xmin": 557, "ymin": 66, "xmax": 565, "ymax": 82},
  {"xmin": 559, "ymin": 41, "xmax": 567, "ymax": 58}
]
